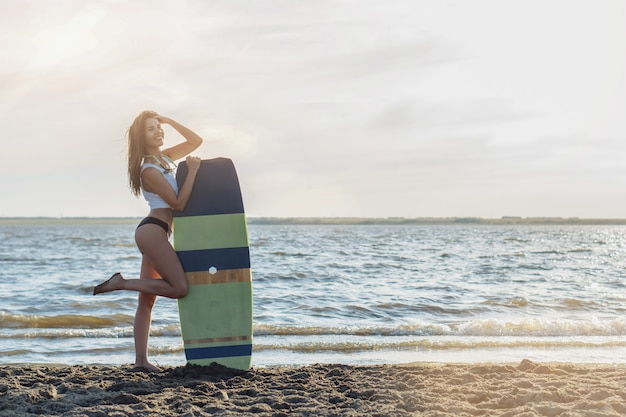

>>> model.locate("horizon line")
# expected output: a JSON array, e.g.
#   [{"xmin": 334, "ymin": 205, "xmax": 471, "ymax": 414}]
[{"xmin": 3, "ymin": 216, "xmax": 626, "ymax": 225}]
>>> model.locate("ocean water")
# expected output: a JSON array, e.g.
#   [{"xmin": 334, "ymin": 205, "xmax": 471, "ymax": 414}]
[{"xmin": 3, "ymin": 219, "xmax": 626, "ymax": 367}]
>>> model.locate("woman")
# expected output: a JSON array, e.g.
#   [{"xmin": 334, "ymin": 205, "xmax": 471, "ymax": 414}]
[{"xmin": 93, "ymin": 110, "xmax": 202, "ymax": 372}]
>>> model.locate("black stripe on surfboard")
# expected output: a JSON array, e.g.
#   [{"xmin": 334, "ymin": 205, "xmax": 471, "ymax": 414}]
[{"xmin": 176, "ymin": 247, "xmax": 250, "ymax": 272}]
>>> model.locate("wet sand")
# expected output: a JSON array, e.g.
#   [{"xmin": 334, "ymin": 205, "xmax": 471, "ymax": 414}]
[{"xmin": 1, "ymin": 359, "xmax": 626, "ymax": 416}]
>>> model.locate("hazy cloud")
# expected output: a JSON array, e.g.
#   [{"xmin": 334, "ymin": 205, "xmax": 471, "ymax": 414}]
[{"xmin": 2, "ymin": 0, "xmax": 626, "ymax": 217}]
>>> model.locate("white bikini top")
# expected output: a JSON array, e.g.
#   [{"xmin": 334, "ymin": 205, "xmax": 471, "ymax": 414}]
[{"xmin": 140, "ymin": 156, "xmax": 179, "ymax": 210}]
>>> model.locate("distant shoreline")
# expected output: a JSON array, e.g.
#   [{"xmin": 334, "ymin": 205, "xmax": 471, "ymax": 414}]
[{"xmin": 3, "ymin": 216, "xmax": 626, "ymax": 225}]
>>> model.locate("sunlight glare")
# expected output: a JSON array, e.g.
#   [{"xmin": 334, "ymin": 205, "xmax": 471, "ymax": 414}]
[{"xmin": 26, "ymin": 10, "xmax": 102, "ymax": 72}]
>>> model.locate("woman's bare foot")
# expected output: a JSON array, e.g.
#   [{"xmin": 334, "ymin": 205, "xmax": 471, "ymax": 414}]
[
  {"xmin": 93, "ymin": 272, "xmax": 125, "ymax": 295},
  {"xmin": 133, "ymin": 361, "xmax": 161, "ymax": 373}
]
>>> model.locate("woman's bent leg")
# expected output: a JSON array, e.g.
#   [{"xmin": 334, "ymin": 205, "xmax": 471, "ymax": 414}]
[
  {"xmin": 134, "ymin": 225, "xmax": 188, "ymax": 298},
  {"xmin": 93, "ymin": 224, "xmax": 187, "ymax": 298}
]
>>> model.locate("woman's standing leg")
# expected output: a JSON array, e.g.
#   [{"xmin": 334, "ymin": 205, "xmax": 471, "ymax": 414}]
[{"xmin": 134, "ymin": 255, "xmax": 160, "ymax": 371}]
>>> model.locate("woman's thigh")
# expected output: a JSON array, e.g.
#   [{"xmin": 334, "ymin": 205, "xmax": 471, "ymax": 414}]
[{"xmin": 135, "ymin": 224, "xmax": 186, "ymax": 286}]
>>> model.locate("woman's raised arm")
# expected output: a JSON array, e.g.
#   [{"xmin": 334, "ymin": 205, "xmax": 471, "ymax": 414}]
[{"xmin": 156, "ymin": 114, "xmax": 203, "ymax": 161}]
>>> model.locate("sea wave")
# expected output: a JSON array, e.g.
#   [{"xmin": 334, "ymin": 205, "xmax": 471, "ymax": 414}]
[
  {"xmin": 5, "ymin": 315, "xmax": 626, "ymax": 338},
  {"xmin": 6, "ymin": 323, "xmax": 626, "ymax": 359},
  {"xmin": 253, "ymin": 335, "xmax": 626, "ymax": 353},
  {"xmin": 0, "ymin": 312, "xmax": 134, "ymax": 329},
  {"xmin": 255, "ymin": 318, "xmax": 626, "ymax": 337},
  {"xmin": 0, "ymin": 323, "xmax": 181, "ymax": 339}
]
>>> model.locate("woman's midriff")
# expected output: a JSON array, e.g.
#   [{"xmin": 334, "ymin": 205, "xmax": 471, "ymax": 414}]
[{"xmin": 147, "ymin": 208, "xmax": 173, "ymax": 228}]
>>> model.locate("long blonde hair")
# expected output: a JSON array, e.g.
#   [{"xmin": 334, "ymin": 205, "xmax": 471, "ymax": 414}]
[{"xmin": 127, "ymin": 110, "xmax": 158, "ymax": 196}]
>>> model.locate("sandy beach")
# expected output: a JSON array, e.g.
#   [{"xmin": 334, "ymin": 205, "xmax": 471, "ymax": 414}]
[{"xmin": 1, "ymin": 359, "xmax": 625, "ymax": 416}]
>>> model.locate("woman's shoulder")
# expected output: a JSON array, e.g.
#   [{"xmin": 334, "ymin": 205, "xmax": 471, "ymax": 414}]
[{"xmin": 141, "ymin": 162, "xmax": 163, "ymax": 172}]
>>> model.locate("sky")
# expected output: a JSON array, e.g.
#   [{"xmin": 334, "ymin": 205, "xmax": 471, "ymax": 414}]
[{"xmin": 2, "ymin": 0, "xmax": 626, "ymax": 218}]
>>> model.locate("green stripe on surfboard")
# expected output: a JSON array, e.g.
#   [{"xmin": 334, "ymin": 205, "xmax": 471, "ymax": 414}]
[
  {"xmin": 173, "ymin": 213, "xmax": 249, "ymax": 251},
  {"xmin": 178, "ymin": 282, "xmax": 253, "ymax": 341}
]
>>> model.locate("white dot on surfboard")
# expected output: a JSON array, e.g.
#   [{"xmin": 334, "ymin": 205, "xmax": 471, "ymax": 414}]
[{"xmin": 209, "ymin": 267, "xmax": 217, "ymax": 275}]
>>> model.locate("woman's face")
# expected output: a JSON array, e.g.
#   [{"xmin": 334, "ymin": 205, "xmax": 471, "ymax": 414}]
[{"xmin": 143, "ymin": 117, "xmax": 164, "ymax": 149}]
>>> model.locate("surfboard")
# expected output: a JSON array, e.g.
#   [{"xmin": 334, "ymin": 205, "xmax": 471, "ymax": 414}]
[{"xmin": 173, "ymin": 157, "xmax": 252, "ymax": 370}]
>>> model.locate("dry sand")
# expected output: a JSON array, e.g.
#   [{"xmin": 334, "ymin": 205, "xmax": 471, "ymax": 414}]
[{"xmin": 1, "ymin": 359, "xmax": 626, "ymax": 416}]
